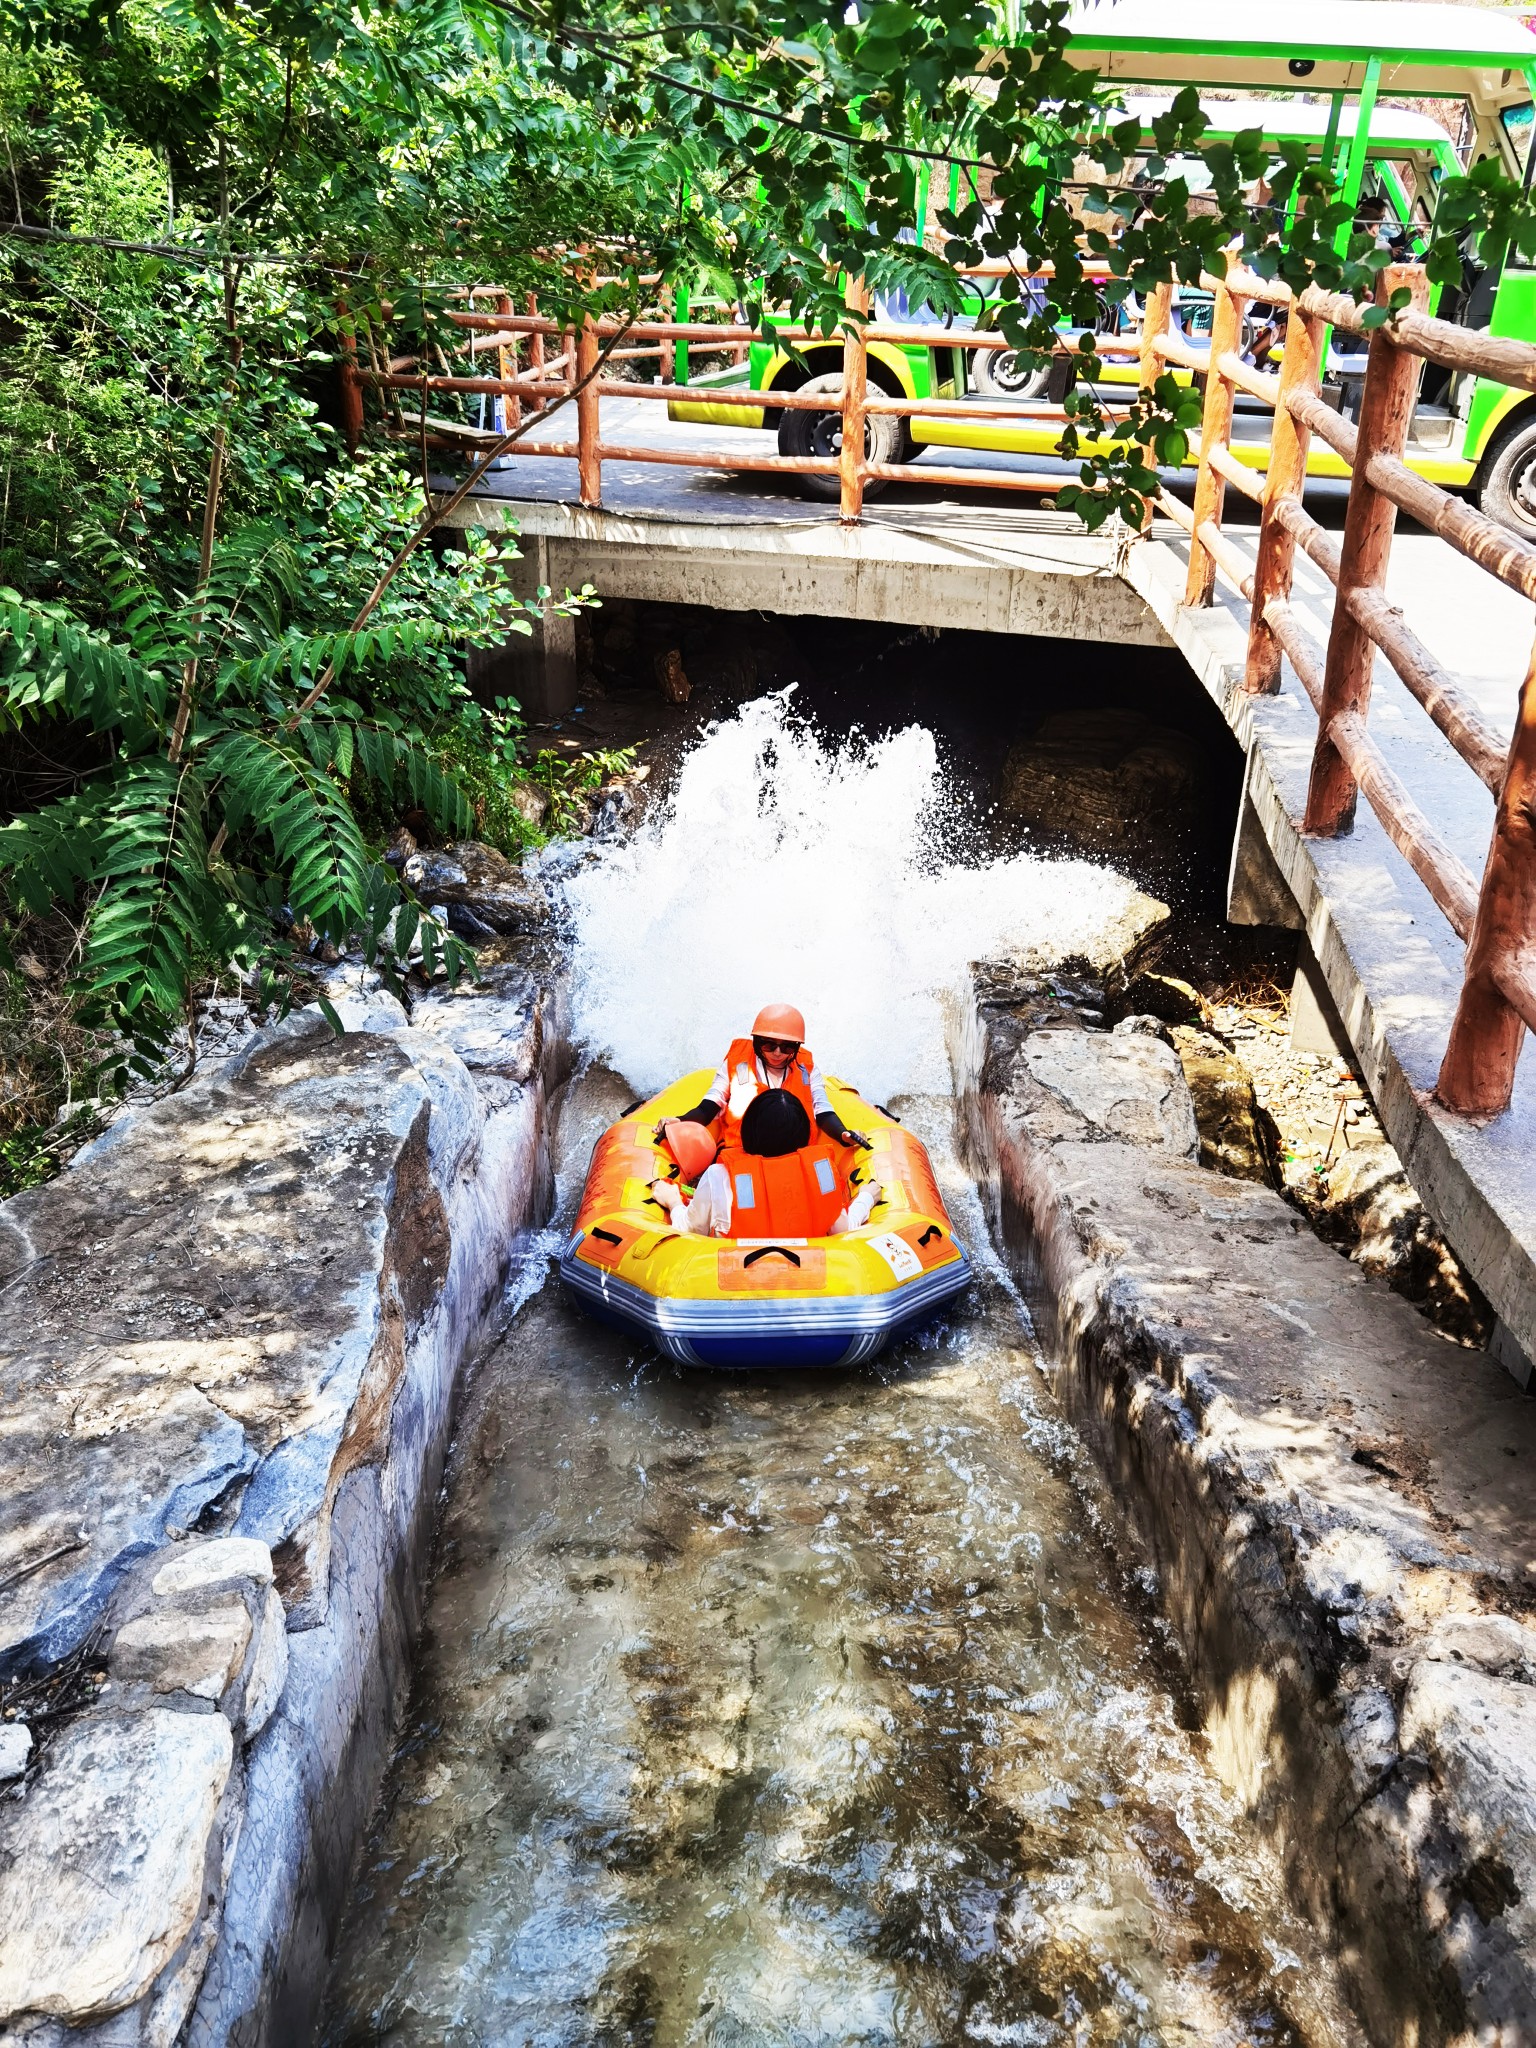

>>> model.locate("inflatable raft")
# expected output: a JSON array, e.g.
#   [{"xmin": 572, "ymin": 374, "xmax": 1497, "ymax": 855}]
[{"xmin": 559, "ymin": 1069, "xmax": 970, "ymax": 1368}]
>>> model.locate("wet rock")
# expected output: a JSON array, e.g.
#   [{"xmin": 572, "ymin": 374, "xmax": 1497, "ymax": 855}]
[
  {"xmin": 998, "ymin": 710, "xmax": 1206, "ymax": 869},
  {"xmin": 151, "ymin": 1537, "xmax": 274, "ymax": 1603},
  {"xmin": 441, "ymin": 899, "xmax": 499, "ymax": 944},
  {"xmin": 653, "ymin": 646, "xmax": 691, "ymax": 704},
  {"xmin": 384, "ymin": 826, "xmax": 417, "ymax": 871},
  {"xmin": 401, "ymin": 840, "xmax": 549, "ymax": 934},
  {"xmin": 1398, "ymin": 1658, "xmax": 1536, "ymax": 2021},
  {"xmin": 0, "ymin": 966, "xmax": 563, "ymax": 2046},
  {"xmin": 0, "ymin": 1721, "xmax": 31, "ymax": 1779},
  {"xmin": 0, "ymin": 1708, "xmax": 232, "ymax": 2027},
  {"xmin": 509, "ymin": 782, "xmax": 549, "ymax": 830},
  {"xmin": 1023, "ymin": 1028, "xmax": 1197, "ymax": 1155},
  {"xmin": 1168, "ymin": 1024, "xmax": 1278, "ymax": 1186},
  {"xmin": 1319, "ymin": 1134, "xmax": 1490, "ymax": 1342},
  {"xmin": 1423, "ymin": 1612, "xmax": 1536, "ymax": 1678},
  {"xmin": 1108, "ymin": 969, "xmax": 1207, "ymax": 1028},
  {"xmin": 110, "ymin": 1604, "xmax": 252, "ymax": 1704}
]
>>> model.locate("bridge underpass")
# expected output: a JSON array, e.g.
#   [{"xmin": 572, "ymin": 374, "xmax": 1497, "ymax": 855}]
[{"xmin": 443, "ymin": 473, "xmax": 1536, "ymax": 1390}]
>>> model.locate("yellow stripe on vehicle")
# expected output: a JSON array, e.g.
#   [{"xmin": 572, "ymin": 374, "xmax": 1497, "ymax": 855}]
[
  {"xmin": 666, "ymin": 399, "xmax": 766, "ymax": 428},
  {"xmin": 910, "ymin": 417, "xmax": 1476, "ymax": 486}
]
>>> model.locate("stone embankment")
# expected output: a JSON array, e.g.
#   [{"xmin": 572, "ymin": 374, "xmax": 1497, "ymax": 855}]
[
  {"xmin": 962, "ymin": 971, "xmax": 1536, "ymax": 2048},
  {"xmin": 0, "ymin": 966, "xmax": 566, "ymax": 2047}
]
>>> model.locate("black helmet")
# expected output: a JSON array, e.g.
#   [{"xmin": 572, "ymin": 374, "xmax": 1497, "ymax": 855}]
[{"xmin": 739, "ymin": 1089, "xmax": 810, "ymax": 1158}]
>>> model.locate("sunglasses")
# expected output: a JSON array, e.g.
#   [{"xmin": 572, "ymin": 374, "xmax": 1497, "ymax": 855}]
[{"xmin": 755, "ymin": 1037, "xmax": 800, "ymax": 1056}]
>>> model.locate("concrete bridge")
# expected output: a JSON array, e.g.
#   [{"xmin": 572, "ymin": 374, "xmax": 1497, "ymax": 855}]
[{"xmin": 420, "ymin": 268, "xmax": 1536, "ymax": 1383}]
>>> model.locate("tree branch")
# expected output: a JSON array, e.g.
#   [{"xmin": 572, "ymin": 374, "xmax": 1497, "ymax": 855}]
[{"xmin": 284, "ymin": 312, "xmax": 636, "ymax": 726}]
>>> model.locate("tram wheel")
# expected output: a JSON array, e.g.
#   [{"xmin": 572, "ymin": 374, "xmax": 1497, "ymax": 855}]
[
  {"xmin": 1476, "ymin": 414, "xmax": 1536, "ymax": 542},
  {"xmin": 777, "ymin": 373, "xmax": 906, "ymax": 501}
]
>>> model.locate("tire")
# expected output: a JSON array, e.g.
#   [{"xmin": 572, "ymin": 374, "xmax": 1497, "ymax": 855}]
[
  {"xmin": 776, "ymin": 372, "xmax": 905, "ymax": 501},
  {"xmin": 971, "ymin": 348, "xmax": 1052, "ymax": 399},
  {"xmin": 1476, "ymin": 414, "xmax": 1536, "ymax": 541}
]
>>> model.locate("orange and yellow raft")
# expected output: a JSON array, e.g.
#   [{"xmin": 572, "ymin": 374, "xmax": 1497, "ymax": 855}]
[{"xmin": 559, "ymin": 1068, "xmax": 970, "ymax": 1368}]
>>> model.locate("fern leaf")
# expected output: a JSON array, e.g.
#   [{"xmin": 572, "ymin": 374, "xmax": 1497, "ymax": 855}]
[
  {"xmin": 208, "ymin": 731, "xmax": 371, "ymax": 938},
  {"xmin": 0, "ymin": 788, "xmax": 113, "ymax": 914},
  {"xmin": 0, "ymin": 593, "xmax": 171, "ymax": 742},
  {"xmin": 338, "ymin": 717, "xmax": 472, "ymax": 836},
  {"xmin": 85, "ymin": 759, "xmax": 214, "ymax": 1021}
]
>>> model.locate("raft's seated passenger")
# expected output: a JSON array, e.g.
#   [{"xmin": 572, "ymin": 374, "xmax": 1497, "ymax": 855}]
[
  {"xmin": 651, "ymin": 1092, "xmax": 881, "ymax": 1240},
  {"xmin": 665, "ymin": 1002, "xmax": 872, "ymax": 1153}
]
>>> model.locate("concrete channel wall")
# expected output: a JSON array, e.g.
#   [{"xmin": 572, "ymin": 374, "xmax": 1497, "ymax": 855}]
[
  {"xmin": 0, "ymin": 970, "xmax": 567, "ymax": 2047},
  {"xmin": 3, "ymin": 945, "xmax": 1534, "ymax": 2047},
  {"xmin": 959, "ymin": 968, "xmax": 1536, "ymax": 2046}
]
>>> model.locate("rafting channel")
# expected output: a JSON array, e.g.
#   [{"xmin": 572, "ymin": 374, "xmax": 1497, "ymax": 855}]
[{"xmin": 320, "ymin": 698, "xmax": 1361, "ymax": 2048}]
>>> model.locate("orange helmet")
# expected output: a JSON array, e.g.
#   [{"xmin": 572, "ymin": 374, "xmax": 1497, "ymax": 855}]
[
  {"xmin": 660, "ymin": 1118, "xmax": 718, "ymax": 1182},
  {"xmin": 751, "ymin": 1002, "xmax": 806, "ymax": 1043}
]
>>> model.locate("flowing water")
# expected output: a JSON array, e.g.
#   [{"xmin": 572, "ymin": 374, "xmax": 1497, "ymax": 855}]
[{"xmin": 321, "ymin": 700, "xmax": 1357, "ymax": 2048}]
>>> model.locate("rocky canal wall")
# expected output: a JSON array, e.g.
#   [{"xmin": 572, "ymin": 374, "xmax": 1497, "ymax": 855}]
[
  {"xmin": 961, "ymin": 970, "xmax": 1536, "ymax": 2047},
  {"xmin": 0, "ymin": 966, "xmax": 567, "ymax": 2048}
]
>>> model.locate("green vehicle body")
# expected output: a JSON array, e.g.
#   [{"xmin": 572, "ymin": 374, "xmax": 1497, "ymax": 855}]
[{"xmin": 669, "ymin": 2, "xmax": 1536, "ymax": 520}]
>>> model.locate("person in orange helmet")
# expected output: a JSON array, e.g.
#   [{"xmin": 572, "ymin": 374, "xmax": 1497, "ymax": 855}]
[{"xmin": 664, "ymin": 1002, "xmax": 872, "ymax": 1151}]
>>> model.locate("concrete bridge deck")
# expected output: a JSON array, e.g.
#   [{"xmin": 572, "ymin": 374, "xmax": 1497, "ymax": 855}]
[{"xmin": 443, "ymin": 392, "xmax": 1536, "ymax": 1378}]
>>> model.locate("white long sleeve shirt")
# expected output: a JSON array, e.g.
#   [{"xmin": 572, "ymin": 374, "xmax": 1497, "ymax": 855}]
[{"xmin": 708, "ymin": 1050, "xmax": 833, "ymax": 1122}]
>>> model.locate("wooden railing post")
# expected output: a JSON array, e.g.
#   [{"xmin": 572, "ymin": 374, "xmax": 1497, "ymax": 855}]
[
  {"xmin": 527, "ymin": 294, "xmax": 545, "ymax": 413},
  {"xmin": 1244, "ymin": 298, "xmax": 1324, "ymax": 693},
  {"xmin": 659, "ymin": 286, "xmax": 675, "ymax": 383},
  {"xmin": 336, "ymin": 299, "xmax": 364, "ymax": 454},
  {"xmin": 1436, "ymin": 653, "xmax": 1536, "ymax": 1116},
  {"xmin": 1138, "ymin": 280, "xmax": 1172, "ymax": 391},
  {"xmin": 1184, "ymin": 267, "xmax": 1243, "ymax": 606},
  {"xmin": 840, "ymin": 277, "xmax": 870, "ymax": 525},
  {"xmin": 576, "ymin": 312, "xmax": 601, "ymax": 508},
  {"xmin": 1304, "ymin": 264, "xmax": 1429, "ymax": 834},
  {"xmin": 496, "ymin": 291, "xmax": 521, "ymax": 433}
]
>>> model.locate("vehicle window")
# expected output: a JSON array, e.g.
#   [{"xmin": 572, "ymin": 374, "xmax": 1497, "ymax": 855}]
[
  {"xmin": 1497, "ymin": 105, "xmax": 1536, "ymax": 269},
  {"xmin": 1501, "ymin": 101, "xmax": 1534, "ymax": 176}
]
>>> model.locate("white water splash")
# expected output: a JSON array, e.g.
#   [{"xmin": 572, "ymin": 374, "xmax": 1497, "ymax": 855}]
[{"xmin": 558, "ymin": 692, "xmax": 1141, "ymax": 1103}]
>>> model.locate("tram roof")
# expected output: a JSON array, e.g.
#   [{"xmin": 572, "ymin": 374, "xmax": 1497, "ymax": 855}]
[
  {"xmin": 1110, "ymin": 94, "xmax": 1459, "ymax": 149},
  {"xmin": 1048, "ymin": 2, "xmax": 1536, "ymax": 108}
]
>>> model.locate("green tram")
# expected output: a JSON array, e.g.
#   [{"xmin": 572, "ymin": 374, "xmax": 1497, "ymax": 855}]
[{"xmin": 668, "ymin": 0, "xmax": 1536, "ymax": 530}]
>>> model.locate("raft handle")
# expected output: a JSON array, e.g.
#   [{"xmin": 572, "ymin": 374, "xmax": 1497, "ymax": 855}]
[
  {"xmin": 917, "ymin": 1225, "xmax": 943, "ymax": 1247},
  {"xmin": 876, "ymin": 1105, "xmax": 901, "ymax": 1123},
  {"xmin": 590, "ymin": 1227, "xmax": 624, "ymax": 1246},
  {"xmin": 742, "ymin": 1245, "xmax": 802, "ymax": 1269},
  {"xmin": 621, "ymin": 1101, "xmax": 645, "ymax": 1116}
]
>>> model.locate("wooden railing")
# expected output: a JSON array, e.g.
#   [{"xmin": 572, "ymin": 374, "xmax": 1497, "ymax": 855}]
[
  {"xmin": 1165, "ymin": 258, "xmax": 1536, "ymax": 1120},
  {"xmin": 340, "ymin": 272, "xmax": 1138, "ymax": 524},
  {"xmin": 342, "ymin": 269, "xmax": 1536, "ymax": 1121}
]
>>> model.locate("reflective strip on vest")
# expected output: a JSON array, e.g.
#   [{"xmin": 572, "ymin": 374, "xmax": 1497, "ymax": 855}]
[
  {"xmin": 734, "ymin": 1173, "xmax": 757, "ymax": 1209},
  {"xmin": 813, "ymin": 1156, "xmax": 836, "ymax": 1194}
]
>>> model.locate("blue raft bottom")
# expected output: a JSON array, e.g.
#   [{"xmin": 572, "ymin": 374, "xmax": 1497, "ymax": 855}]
[{"xmin": 558, "ymin": 1233, "xmax": 972, "ymax": 1370}]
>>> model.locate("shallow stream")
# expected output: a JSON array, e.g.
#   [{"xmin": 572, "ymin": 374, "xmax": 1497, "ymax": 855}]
[{"xmin": 321, "ymin": 701, "xmax": 1357, "ymax": 2047}]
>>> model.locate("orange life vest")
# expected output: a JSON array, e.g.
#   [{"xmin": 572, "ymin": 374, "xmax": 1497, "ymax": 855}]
[
  {"xmin": 718, "ymin": 1138, "xmax": 849, "ymax": 1239},
  {"xmin": 716, "ymin": 1035, "xmax": 819, "ymax": 1143}
]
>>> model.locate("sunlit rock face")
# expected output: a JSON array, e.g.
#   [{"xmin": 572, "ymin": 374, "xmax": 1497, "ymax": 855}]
[
  {"xmin": 968, "ymin": 991, "xmax": 1536, "ymax": 2046},
  {"xmin": 0, "ymin": 970, "xmax": 564, "ymax": 2048}
]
